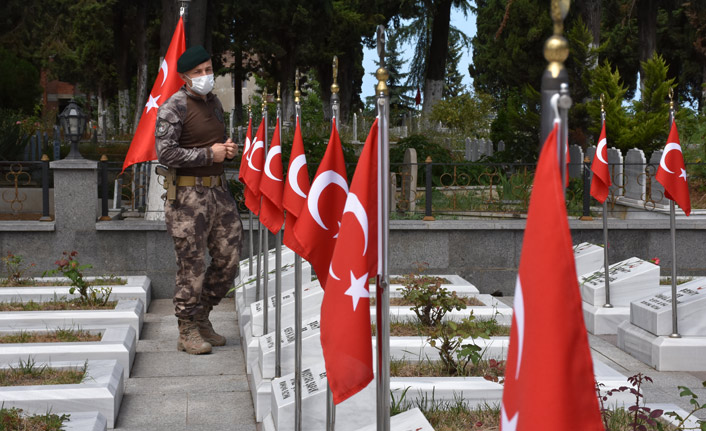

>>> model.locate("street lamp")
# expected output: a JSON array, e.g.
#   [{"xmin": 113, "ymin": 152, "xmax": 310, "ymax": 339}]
[{"xmin": 58, "ymin": 100, "xmax": 88, "ymax": 159}]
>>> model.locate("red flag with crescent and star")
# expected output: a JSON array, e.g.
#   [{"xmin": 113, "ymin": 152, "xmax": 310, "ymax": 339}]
[
  {"xmin": 122, "ymin": 17, "xmax": 185, "ymax": 173},
  {"xmin": 656, "ymin": 121, "xmax": 691, "ymax": 216},
  {"xmin": 259, "ymin": 117, "xmax": 284, "ymax": 233},
  {"xmin": 244, "ymin": 120, "xmax": 266, "ymax": 215},
  {"xmin": 500, "ymin": 124, "xmax": 603, "ymax": 431},
  {"xmin": 321, "ymin": 118, "xmax": 378, "ymax": 404},
  {"xmin": 283, "ymin": 118, "xmax": 311, "ymax": 257},
  {"xmin": 239, "ymin": 117, "xmax": 253, "ymax": 184},
  {"xmin": 590, "ymin": 120, "xmax": 611, "ymax": 203},
  {"xmin": 293, "ymin": 118, "xmax": 348, "ymax": 289}
]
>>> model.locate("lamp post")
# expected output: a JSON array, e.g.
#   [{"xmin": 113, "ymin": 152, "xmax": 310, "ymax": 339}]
[{"xmin": 58, "ymin": 100, "xmax": 88, "ymax": 160}]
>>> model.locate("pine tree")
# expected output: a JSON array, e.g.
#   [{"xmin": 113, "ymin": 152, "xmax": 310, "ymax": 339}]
[{"xmin": 444, "ymin": 31, "xmax": 465, "ymax": 97}]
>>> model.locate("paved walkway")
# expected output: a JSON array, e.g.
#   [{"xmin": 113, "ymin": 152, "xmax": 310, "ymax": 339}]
[{"xmin": 113, "ymin": 298, "xmax": 256, "ymax": 431}]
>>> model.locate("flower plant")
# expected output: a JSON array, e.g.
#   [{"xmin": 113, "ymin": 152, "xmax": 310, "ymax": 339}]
[{"xmin": 43, "ymin": 251, "xmax": 111, "ymax": 306}]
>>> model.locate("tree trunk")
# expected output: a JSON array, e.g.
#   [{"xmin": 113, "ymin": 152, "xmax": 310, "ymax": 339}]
[
  {"xmin": 638, "ymin": 0, "xmax": 657, "ymax": 89},
  {"xmin": 422, "ymin": 0, "xmax": 452, "ymax": 114},
  {"xmin": 189, "ymin": 0, "xmax": 209, "ymax": 49},
  {"xmin": 577, "ymin": 0, "xmax": 600, "ymax": 48},
  {"xmin": 114, "ymin": 5, "xmax": 131, "ymax": 134},
  {"xmin": 160, "ymin": 0, "xmax": 178, "ymax": 55},
  {"xmin": 132, "ymin": 1, "xmax": 148, "ymax": 134}
]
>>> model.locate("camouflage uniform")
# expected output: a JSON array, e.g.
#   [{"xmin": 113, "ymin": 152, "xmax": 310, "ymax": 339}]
[{"xmin": 155, "ymin": 86, "xmax": 243, "ymax": 319}]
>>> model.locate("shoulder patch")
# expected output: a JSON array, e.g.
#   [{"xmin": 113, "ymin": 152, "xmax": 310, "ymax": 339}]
[{"xmin": 156, "ymin": 119, "xmax": 171, "ymax": 137}]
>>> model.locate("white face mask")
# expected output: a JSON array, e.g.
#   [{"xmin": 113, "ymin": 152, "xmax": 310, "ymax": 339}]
[{"xmin": 188, "ymin": 73, "xmax": 214, "ymax": 96}]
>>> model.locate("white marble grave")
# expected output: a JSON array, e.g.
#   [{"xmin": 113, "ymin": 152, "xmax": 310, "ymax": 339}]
[
  {"xmin": 580, "ymin": 257, "xmax": 662, "ymax": 307},
  {"xmin": 372, "ymin": 274, "xmax": 480, "ymax": 298},
  {"xmin": 355, "ymin": 408, "xmax": 434, "ymax": 431},
  {"xmin": 63, "ymin": 411, "xmax": 107, "ymax": 431},
  {"xmin": 235, "ymin": 261, "xmax": 313, "ymax": 332},
  {"xmin": 617, "ymin": 320, "xmax": 706, "ymax": 371},
  {"xmin": 630, "ymin": 277, "xmax": 706, "ymax": 336},
  {"xmin": 238, "ymin": 247, "xmax": 296, "ymax": 281},
  {"xmin": 264, "ymin": 362, "xmax": 376, "ymax": 431},
  {"xmin": 376, "ymin": 294, "xmax": 513, "ymax": 326},
  {"xmin": 0, "ymin": 326, "xmax": 136, "ymax": 383},
  {"xmin": 0, "ymin": 299, "xmax": 144, "ymax": 339},
  {"xmin": 0, "ymin": 359, "xmax": 124, "ymax": 428},
  {"xmin": 0, "ymin": 275, "xmax": 151, "ymax": 309},
  {"xmin": 573, "ymin": 242, "xmax": 604, "ymax": 277}
]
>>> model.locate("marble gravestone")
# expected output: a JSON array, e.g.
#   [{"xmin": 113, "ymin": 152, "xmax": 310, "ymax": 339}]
[
  {"xmin": 607, "ymin": 147, "xmax": 624, "ymax": 198},
  {"xmin": 630, "ymin": 277, "xmax": 706, "ymax": 336},
  {"xmin": 267, "ymin": 362, "xmax": 375, "ymax": 431},
  {"xmin": 568, "ymin": 145, "xmax": 584, "ymax": 179},
  {"xmin": 624, "ymin": 148, "xmax": 646, "ymax": 201},
  {"xmin": 648, "ymin": 150, "xmax": 666, "ymax": 205},
  {"xmin": 574, "ymin": 242, "xmax": 604, "ymax": 277},
  {"xmin": 258, "ymin": 317, "xmax": 323, "ymax": 379},
  {"xmin": 249, "ymin": 284, "xmax": 324, "ymax": 337},
  {"xmin": 580, "ymin": 257, "xmax": 662, "ymax": 307}
]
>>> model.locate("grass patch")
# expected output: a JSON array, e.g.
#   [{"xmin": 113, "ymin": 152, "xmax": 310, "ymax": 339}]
[
  {"xmin": 0, "ymin": 358, "xmax": 86, "ymax": 387},
  {"xmin": 0, "ymin": 328, "xmax": 102, "ymax": 343},
  {"xmin": 372, "ymin": 319, "xmax": 510, "ymax": 337},
  {"xmin": 0, "ymin": 298, "xmax": 117, "ymax": 311},
  {"xmin": 0, "ymin": 407, "xmax": 69, "ymax": 431},
  {"xmin": 370, "ymin": 296, "xmax": 485, "ymax": 307},
  {"xmin": 0, "ymin": 275, "xmax": 126, "ymax": 288},
  {"xmin": 659, "ymin": 277, "xmax": 695, "ymax": 286},
  {"xmin": 391, "ymin": 357, "xmax": 505, "ymax": 379}
]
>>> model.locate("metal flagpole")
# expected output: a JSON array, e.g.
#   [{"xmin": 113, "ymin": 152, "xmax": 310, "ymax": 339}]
[
  {"xmin": 326, "ymin": 56, "xmax": 339, "ymax": 431},
  {"xmin": 375, "ymin": 25, "xmax": 391, "ymax": 431},
  {"xmin": 262, "ymin": 89, "xmax": 270, "ymax": 335},
  {"xmin": 668, "ymin": 89, "xmax": 680, "ymax": 338},
  {"xmin": 247, "ymin": 103, "xmax": 254, "ymax": 283},
  {"xmin": 255, "ymin": 95, "xmax": 264, "ymax": 304},
  {"xmin": 275, "ymin": 83, "xmax": 283, "ymax": 377},
  {"xmin": 600, "ymin": 96, "xmax": 612, "ymax": 308},
  {"xmin": 293, "ymin": 69, "xmax": 303, "ymax": 431}
]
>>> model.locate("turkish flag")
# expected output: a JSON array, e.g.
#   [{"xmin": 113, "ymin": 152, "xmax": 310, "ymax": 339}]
[
  {"xmin": 321, "ymin": 119, "xmax": 378, "ymax": 404},
  {"xmin": 259, "ymin": 117, "xmax": 284, "ymax": 233},
  {"xmin": 656, "ymin": 121, "xmax": 691, "ymax": 216},
  {"xmin": 500, "ymin": 124, "xmax": 603, "ymax": 430},
  {"xmin": 293, "ymin": 118, "xmax": 348, "ymax": 289},
  {"xmin": 122, "ymin": 18, "xmax": 185, "ymax": 173},
  {"xmin": 282, "ymin": 118, "xmax": 311, "ymax": 256},
  {"xmin": 238, "ymin": 117, "xmax": 253, "ymax": 184},
  {"xmin": 590, "ymin": 121, "xmax": 611, "ymax": 203},
  {"xmin": 244, "ymin": 120, "xmax": 266, "ymax": 215}
]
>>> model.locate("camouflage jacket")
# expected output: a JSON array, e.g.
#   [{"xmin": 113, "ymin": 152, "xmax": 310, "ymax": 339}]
[{"xmin": 154, "ymin": 86, "xmax": 226, "ymax": 168}]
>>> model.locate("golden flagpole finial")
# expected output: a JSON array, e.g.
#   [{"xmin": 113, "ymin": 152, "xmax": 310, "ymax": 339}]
[
  {"xmin": 600, "ymin": 93, "xmax": 605, "ymax": 114},
  {"xmin": 262, "ymin": 87, "xmax": 268, "ymax": 113},
  {"xmin": 331, "ymin": 56, "xmax": 340, "ymax": 95},
  {"xmin": 294, "ymin": 69, "xmax": 301, "ymax": 103},
  {"xmin": 376, "ymin": 26, "xmax": 389, "ymax": 96},
  {"xmin": 669, "ymin": 87, "xmax": 674, "ymax": 111},
  {"xmin": 277, "ymin": 83, "xmax": 281, "ymax": 103},
  {"xmin": 247, "ymin": 95, "xmax": 252, "ymax": 114}
]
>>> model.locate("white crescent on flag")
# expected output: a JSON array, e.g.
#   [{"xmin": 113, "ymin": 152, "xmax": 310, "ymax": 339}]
[
  {"xmin": 247, "ymin": 140, "xmax": 264, "ymax": 172},
  {"xmin": 660, "ymin": 142, "xmax": 682, "ymax": 174},
  {"xmin": 160, "ymin": 60, "xmax": 169, "ymax": 87},
  {"xmin": 288, "ymin": 155, "xmax": 308, "ymax": 198},
  {"xmin": 264, "ymin": 146, "xmax": 283, "ymax": 181},
  {"xmin": 596, "ymin": 137, "xmax": 608, "ymax": 164},
  {"xmin": 308, "ymin": 170, "xmax": 349, "ymax": 231},
  {"xmin": 342, "ymin": 193, "xmax": 368, "ymax": 255}
]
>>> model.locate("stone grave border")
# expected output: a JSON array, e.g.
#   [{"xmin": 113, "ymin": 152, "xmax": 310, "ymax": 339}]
[
  {"xmin": 62, "ymin": 411, "xmax": 107, "ymax": 431},
  {"xmin": 617, "ymin": 321, "xmax": 706, "ymax": 371},
  {"xmin": 0, "ymin": 299, "xmax": 144, "ymax": 339},
  {"xmin": 0, "ymin": 326, "xmax": 136, "ymax": 383},
  {"xmin": 0, "ymin": 359, "xmax": 124, "ymax": 428},
  {"xmin": 0, "ymin": 275, "xmax": 151, "ymax": 309}
]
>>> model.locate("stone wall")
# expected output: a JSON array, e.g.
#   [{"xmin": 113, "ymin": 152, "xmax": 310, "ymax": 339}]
[{"xmin": 2, "ymin": 217, "xmax": 705, "ymax": 298}]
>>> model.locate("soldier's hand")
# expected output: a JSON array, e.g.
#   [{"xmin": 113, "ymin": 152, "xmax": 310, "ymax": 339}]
[
  {"xmin": 224, "ymin": 138, "xmax": 237, "ymax": 159},
  {"xmin": 212, "ymin": 143, "xmax": 228, "ymax": 163}
]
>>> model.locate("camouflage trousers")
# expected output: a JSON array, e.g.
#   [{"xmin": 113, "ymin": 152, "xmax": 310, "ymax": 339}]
[{"xmin": 165, "ymin": 182, "xmax": 243, "ymax": 319}]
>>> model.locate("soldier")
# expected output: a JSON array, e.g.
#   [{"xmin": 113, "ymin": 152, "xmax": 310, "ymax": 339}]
[{"xmin": 155, "ymin": 45, "xmax": 243, "ymax": 354}]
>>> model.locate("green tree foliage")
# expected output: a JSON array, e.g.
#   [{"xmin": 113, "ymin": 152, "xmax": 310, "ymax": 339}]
[
  {"xmin": 587, "ymin": 54, "xmax": 675, "ymax": 155},
  {"xmin": 444, "ymin": 31, "xmax": 466, "ymax": 97},
  {"xmin": 0, "ymin": 48, "xmax": 42, "ymax": 114},
  {"xmin": 429, "ymin": 91, "xmax": 494, "ymax": 138}
]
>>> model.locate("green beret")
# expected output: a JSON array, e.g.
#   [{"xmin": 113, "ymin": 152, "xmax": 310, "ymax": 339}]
[{"xmin": 177, "ymin": 46, "xmax": 211, "ymax": 73}]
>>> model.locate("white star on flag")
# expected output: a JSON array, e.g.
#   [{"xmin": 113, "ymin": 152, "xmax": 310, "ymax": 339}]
[
  {"xmin": 344, "ymin": 270, "xmax": 369, "ymax": 311},
  {"xmin": 680, "ymin": 168, "xmax": 687, "ymax": 181},
  {"xmin": 500, "ymin": 408, "xmax": 518, "ymax": 431},
  {"xmin": 145, "ymin": 94, "xmax": 161, "ymax": 113}
]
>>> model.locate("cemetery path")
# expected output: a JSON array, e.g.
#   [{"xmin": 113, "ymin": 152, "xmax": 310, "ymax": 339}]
[{"xmin": 112, "ymin": 298, "xmax": 256, "ymax": 431}]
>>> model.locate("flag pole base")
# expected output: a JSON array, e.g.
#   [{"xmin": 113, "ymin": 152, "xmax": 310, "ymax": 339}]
[
  {"xmin": 603, "ymin": 303, "xmax": 613, "ymax": 309},
  {"xmin": 422, "ymin": 216, "xmax": 435, "ymax": 221},
  {"xmin": 669, "ymin": 333, "xmax": 682, "ymax": 339},
  {"xmin": 579, "ymin": 216, "xmax": 593, "ymax": 221}
]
